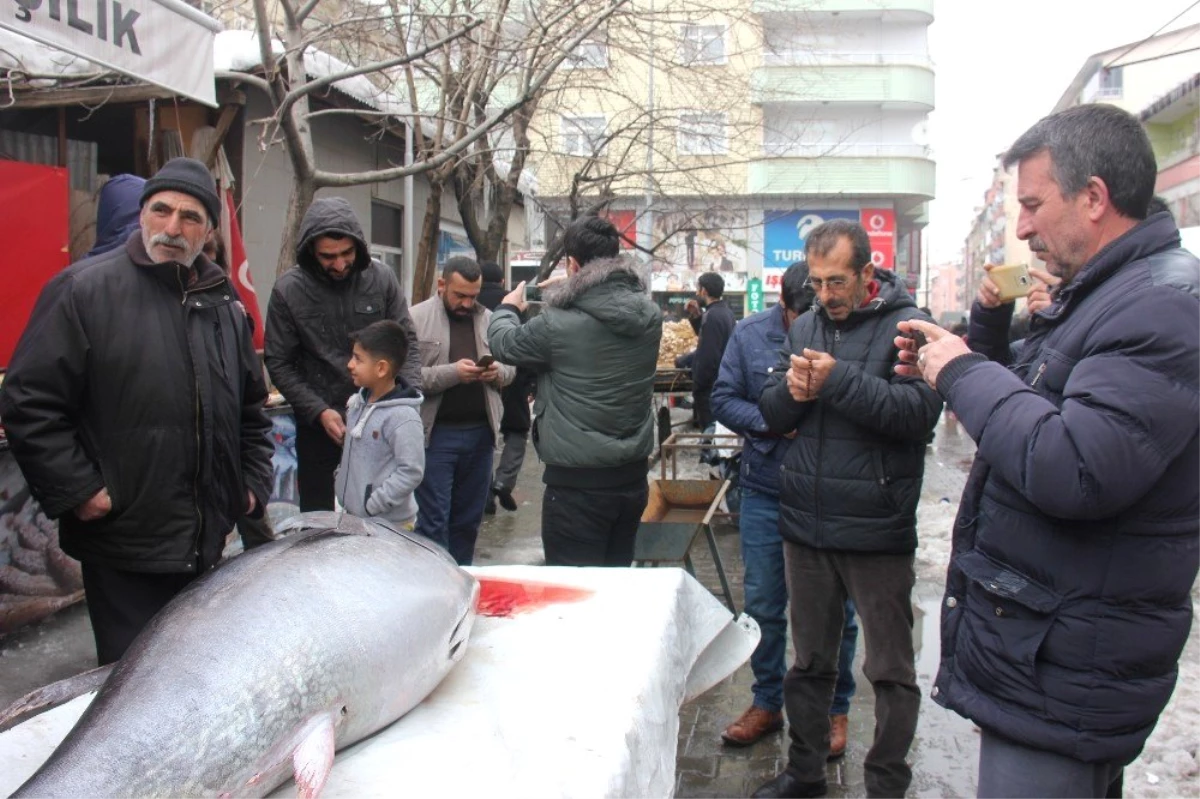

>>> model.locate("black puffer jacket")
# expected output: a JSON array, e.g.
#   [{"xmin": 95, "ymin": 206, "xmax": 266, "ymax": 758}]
[
  {"xmin": 0, "ymin": 233, "xmax": 274, "ymax": 573},
  {"xmin": 265, "ymin": 198, "xmax": 421, "ymax": 426},
  {"xmin": 760, "ymin": 269, "xmax": 942, "ymax": 553},
  {"xmin": 932, "ymin": 214, "xmax": 1199, "ymax": 765}
]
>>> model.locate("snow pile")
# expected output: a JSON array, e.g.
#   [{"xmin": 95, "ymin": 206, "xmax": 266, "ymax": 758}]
[
  {"xmin": 0, "ymin": 29, "xmax": 102, "ymax": 82},
  {"xmin": 916, "ymin": 497, "xmax": 958, "ymax": 583},
  {"xmin": 1127, "ymin": 614, "xmax": 1200, "ymax": 798}
]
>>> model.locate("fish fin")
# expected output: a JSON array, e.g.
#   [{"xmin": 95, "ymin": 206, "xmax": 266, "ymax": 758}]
[
  {"xmin": 475, "ymin": 577, "xmax": 593, "ymax": 618},
  {"xmin": 0, "ymin": 662, "xmax": 114, "ymax": 733},
  {"xmin": 292, "ymin": 713, "xmax": 337, "ymax": 799}
]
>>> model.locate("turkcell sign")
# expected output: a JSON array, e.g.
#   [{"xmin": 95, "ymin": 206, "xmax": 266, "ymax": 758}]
[
  {"xmin": 2, "ymin": 0, "xmax": 220, "ymax": 105},
  {"xmin": 762, "ymin": 210, "xmax": 859, "ymax": 291}
]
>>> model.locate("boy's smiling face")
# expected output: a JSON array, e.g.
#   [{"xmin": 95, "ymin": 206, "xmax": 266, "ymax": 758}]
[{"xmin": 347, "ymin": 343, "xmax": 389, "ymax": 390}]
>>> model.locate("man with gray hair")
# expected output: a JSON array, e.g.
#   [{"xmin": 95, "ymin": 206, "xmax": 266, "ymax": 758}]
[
  {"xmin": 0, "ymin": 157, "xmax": 274, "ymax": 665},
  {"xmin": 899, "ymin": 103, "xmax": 1198, "ymax": 798}
]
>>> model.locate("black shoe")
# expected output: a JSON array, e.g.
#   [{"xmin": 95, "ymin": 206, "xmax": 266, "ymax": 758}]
[
  {"xmin": 494, "ymin": 487, "xmax": 517, "ymax": 512},
  {"xmin": 484, "ymin": 496, "xmax": 497, "ymax": 515},
  {"xmin": 751, "ymin": 771, "xmax": 827, "ymax": 799}
]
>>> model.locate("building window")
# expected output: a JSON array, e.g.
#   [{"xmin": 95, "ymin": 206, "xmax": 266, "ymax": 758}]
[
  {"xmin": 1096, "ymin": 66, "xmax": 1123, "ymax": 98},
  {"xmin": 371, "ymin": 200, "xmax": 403, "ymax": 249},
  {"xmin": 679, "ymin": 24, "xmax": 725, "ymax": 65},
  {"xmin": 567, "ymin": 39, "xmax": 609, "ymax": 69},
  {"xmin": 560, "ymin": 115, "xmax": 607, "ymax": 156},
  {"xmin": 678, "ymin": 113, "xmax": 727, "ymax": 155}
]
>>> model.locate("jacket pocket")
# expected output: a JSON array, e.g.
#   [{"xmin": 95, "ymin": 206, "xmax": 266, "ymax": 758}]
[
  {"xmin": 870, "ymin": 450, "xmax": 902, "ymax": 513},
  {"xmin": 354, "ymin": 295, "xmax": 385, "ymax": 321},
  {"xmin": 418, "ymin": 340, "xmax": 441, "ymax": 368},
  {"xmin": 364, "ymin": 483, "xmax": 374, "ymax": 514},
  {"xmin": 953, "ymin": 549, "xmax": 1062, "ymax": 712}
]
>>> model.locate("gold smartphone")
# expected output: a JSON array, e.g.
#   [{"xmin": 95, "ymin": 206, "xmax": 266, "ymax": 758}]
[{"xmin": 989, "ymin": 263, "xmax": 1033, "ymax": 303}]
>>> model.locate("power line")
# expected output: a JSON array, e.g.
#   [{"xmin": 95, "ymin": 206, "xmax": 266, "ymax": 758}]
[{"xmin": 1103, "ymin": 0, "xmax": 1200, "ymax": 68}]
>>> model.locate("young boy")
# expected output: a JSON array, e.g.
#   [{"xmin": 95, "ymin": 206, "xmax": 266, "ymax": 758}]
[{"xmin": 335, "ymin": 320, "xmax": 425, "ymax": 529}]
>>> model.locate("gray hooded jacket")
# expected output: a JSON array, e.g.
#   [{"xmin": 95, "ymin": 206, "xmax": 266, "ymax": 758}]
[
  {"xmin": 487, "ymin": 256, "xmax": 661, "ymax": 486},
  {"xmin": 265, "ymin": 197, "xmax": 421, "ymax": 427},
  {"xmin": 335, "ymin": 384, "xmax": 425, "ymax": 526}
]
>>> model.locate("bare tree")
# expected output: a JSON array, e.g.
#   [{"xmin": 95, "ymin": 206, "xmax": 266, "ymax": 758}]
[{"xmin": 239, "ymin": 0, "xmax": 632, "ymax": 293}]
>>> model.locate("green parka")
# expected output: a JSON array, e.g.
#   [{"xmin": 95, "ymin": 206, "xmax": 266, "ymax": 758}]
[{"xmin": 487, "ymin": 257, "xmax": 661, "ymax": 480}]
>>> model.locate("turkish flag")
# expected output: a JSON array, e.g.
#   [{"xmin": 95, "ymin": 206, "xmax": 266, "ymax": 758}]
[{"xmin": 220, "ymin": 189, "xmax": 265, "ymax": 350}]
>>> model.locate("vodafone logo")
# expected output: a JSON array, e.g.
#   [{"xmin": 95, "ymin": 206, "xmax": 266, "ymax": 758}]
[{"xmin": 868, "ymin": 213, "xmax": 886, "ymax": 231}]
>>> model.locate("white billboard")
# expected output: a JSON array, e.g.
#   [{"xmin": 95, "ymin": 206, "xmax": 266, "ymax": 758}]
[{"xmin": 1, "ymin": 0, "xmax": 220, "ymax": 106}]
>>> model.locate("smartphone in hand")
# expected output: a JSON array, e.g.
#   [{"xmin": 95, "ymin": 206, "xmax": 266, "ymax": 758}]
[
  {"xmin": 474, "ymin": 355, "xmax": 495, "ymax": 369},
  {"xmin": 524, "ymin": 284, "xmax": 542, "ymax": 303},
  {"xmin": 989, "ymin": 263, "xmax": 1033, "ymax": 303}
]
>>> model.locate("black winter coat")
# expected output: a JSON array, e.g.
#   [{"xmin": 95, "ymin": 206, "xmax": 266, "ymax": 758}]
[
  {"xmin": 0, "ymin": 234, "xmax": 274, "ymax": 573},
  {"xmin": 692, "ymin": 299, "xmax": 736, "ymax": 392},
  {"xmin": 264, "ymin": 198, "xmax": 421, "ymax": 427},
  {"xmin": 932, "ymin": 213, "xmax": 1199, "ymax": 765},
  {"xmin": 760, "ymin": 270, "xmax": 941, "ymax": 553}
]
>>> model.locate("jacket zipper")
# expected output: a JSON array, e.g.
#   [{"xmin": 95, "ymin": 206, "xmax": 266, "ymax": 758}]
[
  {"xmin": 180, "ymin": 266, "xmax": 213, "ymax": 571},
  {"xmin": 1030, "ymin": 362, "xmax": 1047, "ymax": 388},
  {"xmin": 813, "ymin": 324, "xmax": 840, "ymax": 545}
]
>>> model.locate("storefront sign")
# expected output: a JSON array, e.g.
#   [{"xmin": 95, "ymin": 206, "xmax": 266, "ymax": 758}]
[
  {"xmin": 602, "ymin": 210, "xmax": 637, "ymax": 250},
  {"xmin": 651, "ymin": 209, "xmax": 749, "ymax": 292},
  {"xmin": 762, "ymin": 210, "xmax": 858, "ymax": 291},
  {"xmin": 1, "ymin": 0, "xmax": 220, "ymax": 105},
  {"xmin": 746, "ymin": 277, "xmax": 763, "ymax": 313},
  {"xmin": 861, "ymin": 208, "xmax": 896, "ymax": 270}
]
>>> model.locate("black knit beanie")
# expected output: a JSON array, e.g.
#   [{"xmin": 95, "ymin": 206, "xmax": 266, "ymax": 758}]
[{"xmin": 140, "ymin": 157, "xmax": 221, "ymax": 228}]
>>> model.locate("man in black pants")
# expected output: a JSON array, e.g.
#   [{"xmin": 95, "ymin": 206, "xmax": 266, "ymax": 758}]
[
  {"xmin": 488, "ymin": 216, "xmax": 661, "ymax": 566},
  {"xmin": 265, "ymin": 198, "xmax": 421, "ymax": 511},
  {"xmin": 0, "ymin": 158, "xmax": 274, "ymax": 664}
]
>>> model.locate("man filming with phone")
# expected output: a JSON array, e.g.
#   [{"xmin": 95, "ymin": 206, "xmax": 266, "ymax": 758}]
[
  {"xmin": 487, "ymin": 215, "xmax": 661, "ymax": 567},
  {"xmin": 410, "ymin": 256, "xmax": 514, "ymax": 565},
  {"xmin": 896, "ymin": 104, "xmax": 1198, "ymax": 797}
]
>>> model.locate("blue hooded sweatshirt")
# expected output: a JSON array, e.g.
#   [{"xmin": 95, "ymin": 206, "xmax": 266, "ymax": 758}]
[{"xmin": 85, "ymin": 174, "xmax": 146, "ymax": 258}]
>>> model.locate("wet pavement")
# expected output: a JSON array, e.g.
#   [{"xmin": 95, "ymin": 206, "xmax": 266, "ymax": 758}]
[{"xmin": 0, "ymin": 414, "xmax": 982, "ymax": 798}]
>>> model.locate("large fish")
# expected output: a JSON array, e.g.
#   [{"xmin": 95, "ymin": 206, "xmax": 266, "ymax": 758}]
[{"xmin": 10, "ymin": 512, "xmax": 478, "ymax": 798}]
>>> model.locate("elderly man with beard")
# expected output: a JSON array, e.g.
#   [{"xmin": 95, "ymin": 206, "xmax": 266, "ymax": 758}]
[
  {"xmin": 0, "ymin": 158, "xmax": 274, "ymax": 665},
  {"xmin": 265, "ymin": 197, "xmax": 422, "ymax": 512}
]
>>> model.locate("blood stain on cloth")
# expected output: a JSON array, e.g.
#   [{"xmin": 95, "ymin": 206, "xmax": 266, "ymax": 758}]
[{"xmin": 475, "ymin": 578, "xmax": 593, "ymax": 618}]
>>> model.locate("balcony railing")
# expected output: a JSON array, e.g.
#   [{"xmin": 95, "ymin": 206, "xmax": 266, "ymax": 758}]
[
  {"xmin": 761, "ymin": 141, "xmax": 932, "ymax": 158},
  {"xmin": 763, "ymin": 51, "xmax": 932, "ymax": 68}
]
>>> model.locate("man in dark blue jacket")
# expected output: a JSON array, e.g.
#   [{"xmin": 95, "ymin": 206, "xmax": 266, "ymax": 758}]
[
  {"xmin": 680, "ymin": 271, "xmax": 736, "ymax": 429},
  {"xmin": 711, "ymin": 263, "xmax": 860, "ymax": 754},
  {"xmin": 900, "ymin": 104, "xmax": 1199, "ymax": 798}
]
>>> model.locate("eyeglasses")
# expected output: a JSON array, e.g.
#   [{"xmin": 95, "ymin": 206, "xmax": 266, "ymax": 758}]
[{"xmin": 804, "ymin": 276, "xmax": 851, "ymax": 292}]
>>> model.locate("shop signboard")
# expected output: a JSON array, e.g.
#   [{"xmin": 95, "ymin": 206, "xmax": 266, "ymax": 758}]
[
  {"xmin": 763, "ymin": 210, "xmax": 858, "ymax": 291},
  {"xmin": 746, "ymin": 277, "xmax": 764, "ymax": 313},
  {"xmin": 650, "ymin": 209, "xmax": 749, "ymax": 292}
]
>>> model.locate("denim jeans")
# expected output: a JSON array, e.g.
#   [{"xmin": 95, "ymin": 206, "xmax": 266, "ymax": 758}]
[
  {"xmin": 741, "ymin": 489, "xmax": 858, "ymax": 714},
  {"xmin": 414, "ymin": 423, "xmax": 494, "ymax": 565}
]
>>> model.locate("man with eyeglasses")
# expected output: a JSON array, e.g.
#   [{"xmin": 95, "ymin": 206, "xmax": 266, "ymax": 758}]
[{"xmin": 753, "ymin": 219, "xmax": 941, "ymax": 799}]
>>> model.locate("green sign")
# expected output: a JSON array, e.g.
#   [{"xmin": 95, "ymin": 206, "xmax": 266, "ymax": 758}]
[{"xmin": 746, "ymin": 277, "xmax": 764, "ymax": 313}]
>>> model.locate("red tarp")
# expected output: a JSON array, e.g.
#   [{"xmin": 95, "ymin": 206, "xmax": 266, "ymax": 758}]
[{"xmin": 0, "ymin": 162, "xmax": 70, "ymax": 369}]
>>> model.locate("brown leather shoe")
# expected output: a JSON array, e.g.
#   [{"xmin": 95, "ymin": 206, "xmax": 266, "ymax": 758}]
[
  {"xmin": 721, "ymin": 706, "xmax": 784, "ymax": 747},
  {"xmin": 827, "ymin": 714, "xmax": 848, "ymax": 760}
]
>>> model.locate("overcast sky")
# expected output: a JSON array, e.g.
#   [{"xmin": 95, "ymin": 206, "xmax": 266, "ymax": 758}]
[{"xmin": 924, "ymin": 0, "xmax": 1200, "ymax": 265}]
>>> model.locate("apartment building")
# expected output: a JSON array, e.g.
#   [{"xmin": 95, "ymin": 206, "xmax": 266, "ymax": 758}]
[
  {"xmin": 1141, "ymin": 73, "xmax": 1199, "ymax": 229},
  {"xmin": 528, "ymin": 0, "xmax": 936, "ymax": 313},
  {"xmin": 961, "ymin": 159, "xmax": 1036, "ymax": 309}
]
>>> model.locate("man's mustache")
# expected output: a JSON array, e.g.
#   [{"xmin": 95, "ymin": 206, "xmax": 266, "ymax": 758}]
[{"xmin": 151, "ymin": 233, "xmax": 190, "ymax": 250}]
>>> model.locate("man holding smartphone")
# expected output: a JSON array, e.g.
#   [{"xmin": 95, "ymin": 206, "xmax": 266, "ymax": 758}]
[
  {"xmin": 410, "ymin": 256, "xmax": 514, "ymax": 564},
  {"xmin": 898, "ymin": 104, "xmax": 1198, "ymax": 798},
  {"xmin": 487, "ymin": 216, "xmax": 661, "ymax": 567}
]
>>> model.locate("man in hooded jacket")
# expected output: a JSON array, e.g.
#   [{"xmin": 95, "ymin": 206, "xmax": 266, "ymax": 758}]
[
  {"xmin": 265, "ymin": 197, "xmax": 421, "ymax": 511},
  {"xmin": 487, "ymin": 215, "xmax": 661, "ymax": 567}
]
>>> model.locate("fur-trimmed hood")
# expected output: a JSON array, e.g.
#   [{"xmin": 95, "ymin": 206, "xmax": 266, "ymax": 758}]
[{"xmin": 542, "ymin": 255, "xmax": 657, "ymax": 339}]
